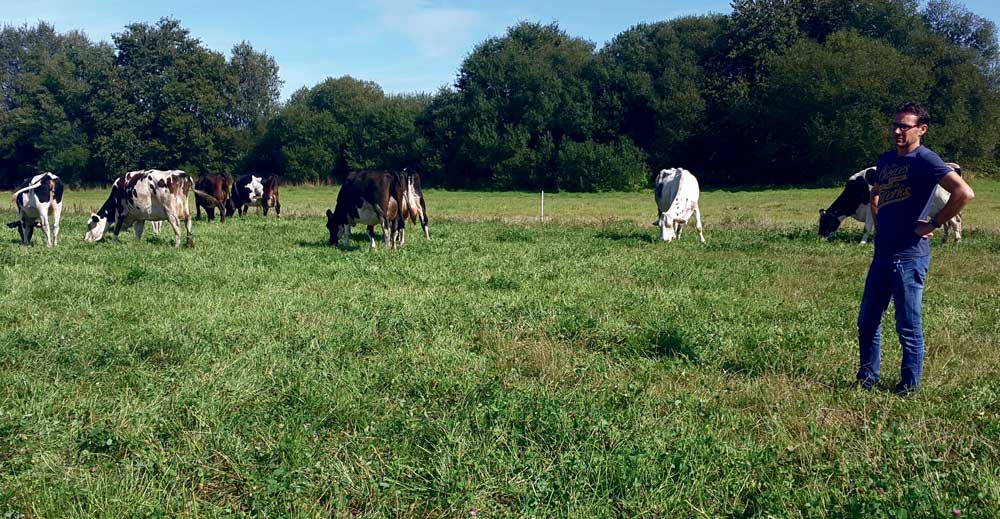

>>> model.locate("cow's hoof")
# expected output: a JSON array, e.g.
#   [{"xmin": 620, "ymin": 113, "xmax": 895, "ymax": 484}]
[{"xmin": 186, "ymin": 237, "xmax": 195, "ymax": 248}]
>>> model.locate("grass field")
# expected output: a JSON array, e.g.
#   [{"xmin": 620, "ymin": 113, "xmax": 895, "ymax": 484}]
[{"xmin": 1, "ymin": 180, "xmax": 999, "ymax": 517}]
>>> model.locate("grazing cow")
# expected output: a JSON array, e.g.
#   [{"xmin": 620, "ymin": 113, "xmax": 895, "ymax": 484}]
[
  {"xmin": 194, "ymin": 174, "xmax": 230, "ymax": 222},
  {"xmin": 398, "ymin": 171, "xmax": 429, "ymax": 244},
  {"xmin": 819, "ymin": 167, "xmax": 879, "ymax": 243},
  {"xmin": 7, "ymin": 172, "xmax": 63, "ymax": 246},
  {"xmin": 326, "ymin": 170, "xmax": 404, "ymax": 249},
  {"xmin": 654, "ymin": 168, "xmax": 705, "ymax": 243},
  {"xmin": 819, "ymin": 163, "xmax": 962, "ymax": 243},
  {"xmin": 84, "ymin": 169, "xmax": 197, "ymax": 248},
  {"xmin": 227, "ymin": 174, "xmax": 280, "ymax": 217},
  {"xmin": 262, "ymin": 175, "xmax": 281, "ymax": 217}
]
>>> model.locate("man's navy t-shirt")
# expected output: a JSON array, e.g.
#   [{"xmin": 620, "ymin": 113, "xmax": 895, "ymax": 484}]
[{"xmin": 873, "ymin": 145, "xmax": 952, "ymax": 259}]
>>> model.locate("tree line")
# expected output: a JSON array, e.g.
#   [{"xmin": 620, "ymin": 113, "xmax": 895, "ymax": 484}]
[{"xmin": 2, "ymin": 0, "xmax": 998, "ymax": 191}]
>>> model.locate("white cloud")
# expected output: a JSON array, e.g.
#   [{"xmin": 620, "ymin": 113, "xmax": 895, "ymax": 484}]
[{"xmin": 367, "ymin": 0, "xmax": 481, "ymax": 59}]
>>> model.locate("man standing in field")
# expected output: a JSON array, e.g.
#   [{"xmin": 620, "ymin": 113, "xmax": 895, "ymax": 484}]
[{"xmin": 856, "ymin": 101, "xmax": 974, "ymax": 396}]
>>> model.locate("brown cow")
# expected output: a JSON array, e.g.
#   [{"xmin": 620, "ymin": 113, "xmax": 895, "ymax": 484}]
[
  {"xmin": 262, "ymin": 175, "xmax": 281, "ymax": 218},
  {"xmin": 195, "ymin": 174, "xmax": 230, "ymax": 222}
]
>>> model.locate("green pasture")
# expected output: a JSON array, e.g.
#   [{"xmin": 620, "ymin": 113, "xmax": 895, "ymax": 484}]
[{"xmin": 1, "ymin": 180, "xmax": 998, "ymax": 517}]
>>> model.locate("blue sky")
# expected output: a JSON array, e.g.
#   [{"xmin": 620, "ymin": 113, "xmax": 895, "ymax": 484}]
[{"xmin": 3, "ymin": 0, "xmax": 999, "ymax": 100}]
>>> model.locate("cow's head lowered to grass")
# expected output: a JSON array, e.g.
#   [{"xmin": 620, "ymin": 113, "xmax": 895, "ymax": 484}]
[
  {"xmin": 817, "ymin": 208, "xmax": 844, "ymax": 238},
  {"xmin": 326, "ymin": 208, "xmax": 349, "ymax": 246},
  {"xmin": 84, "ymin": 213, "xmax": 110, "ymax": 242}
]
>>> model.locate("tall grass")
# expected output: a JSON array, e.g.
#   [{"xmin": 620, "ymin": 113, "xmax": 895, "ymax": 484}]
[{"xmin": 1, "ymin": 181, "xmax": 998, "ymax": 517}]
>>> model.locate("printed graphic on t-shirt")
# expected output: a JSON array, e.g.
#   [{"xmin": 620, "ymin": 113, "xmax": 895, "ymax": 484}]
[{"xmin": 877, "ymin": 164, "xmax": 911, "ymax": 208}]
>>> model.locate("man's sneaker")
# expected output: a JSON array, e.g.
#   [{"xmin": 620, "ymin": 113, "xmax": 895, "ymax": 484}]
[
  {"xmin": 857, "ymin": 376, "xmax": 879, "ymax": 390},
  {"xmin": 894, "ymin": 383, "xmax": 918, "ymax": 398}
]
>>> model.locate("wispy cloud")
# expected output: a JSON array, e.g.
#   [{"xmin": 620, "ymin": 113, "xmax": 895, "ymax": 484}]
[{"xmin": 366, "ymin": 0, "xmax": 482, "ymax": 59}]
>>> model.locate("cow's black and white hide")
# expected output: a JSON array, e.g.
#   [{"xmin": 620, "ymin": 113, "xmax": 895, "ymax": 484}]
[
  {"xmin": 654, "ymin": 168, "xmax": 705, "ymax": 243},
  {"xmin": 7, "ymin": 172, "xmax": 64, "ymax": 246},
  {"xmin": 819, "ymin": 167, "xmax": 877, "ymax": 243},
  {"xmin": 326, "ymin": 170, "xmax": 404, "ymax": 249},
  {"xmin": 820, "ymin": 163, "xmax": 963, "ymax": 244},
  {"xmin": 84, "ymin": 169, "xmax": 195, "ymax": 248},
  {"xmin": 226, "ymin": 174, "xmax": 263, "ymax": 217}
]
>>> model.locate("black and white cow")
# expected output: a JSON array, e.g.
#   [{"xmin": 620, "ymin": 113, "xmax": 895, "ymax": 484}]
[
  {"xmin": 818, "ymin": 167, "xmax": 879, "ymax": 243},
  {"xmin": 398, "ymin": 171, "xmax": 429, "ymax": 244},
  {"xmin": 7, "ymin": 172, "xmax": 63, "ymax": 246},
  {"xmin": 226, "ymin": 174, "xmax": 280, "ymax": 217},
  {"xmin": 654, "ymin": 167, "xmax": 705, "ymax": 243},
  {"xmin": 84, "ymin": 170, "xmax": 196, "ymax": 248},
  {"xmin": 819, "ymin": 163, "xmax": 963, "ymax": 244},
  {"xmin": 326, "ymin": 170, "xmax": 404, "ymax": 249}
]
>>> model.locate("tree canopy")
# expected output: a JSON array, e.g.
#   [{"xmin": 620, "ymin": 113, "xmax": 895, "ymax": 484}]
[{"xmin": 2, "ymin": 2, "xmax": 999, "ymax": 190}]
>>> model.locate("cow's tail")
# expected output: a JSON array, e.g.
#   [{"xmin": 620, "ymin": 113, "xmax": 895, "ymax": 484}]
[
  {"xmin": 193, "ymin": 189, "xmax": 225, "ymax": 210},
  {"xmin": 11, "ymin": 181, "xmax": 42, "ymax": 202}
]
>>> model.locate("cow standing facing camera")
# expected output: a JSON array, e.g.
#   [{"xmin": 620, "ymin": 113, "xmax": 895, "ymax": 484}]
[{"xmin": 7, "ymin": 172, "xmax": 63, "ymax": 246}]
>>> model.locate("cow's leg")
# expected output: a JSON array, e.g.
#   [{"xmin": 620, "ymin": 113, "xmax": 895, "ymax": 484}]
[
  {"xmin": 12, "ymin": 216, "xmax": 25, "ymax": 244},
  {"xmin": 694, "ymin": 205, "xmax": 705, "ymax": 243},
  {"xmin": 381, "ymin": 218, "xmax": 392, "ymax": 250},
  {"xmin": 37, "ymin": 205, "xmax": 52, "ymax": 247},
  {"xmin": 134, "ymin": 221, "xmax": 145, "ymax": 241},
  {"xmin": 196, "ymin": 202, "xmax": 203, "ymax": 220},
  {"xmin": 367, "ymin": 225, "xmax": 377, "ymax": 248},
  {"xmin": 659, "ymin": 213, "xmax": 670, "ymax": 242},
  {"xmin": 22, "ymin": 217, "xmax": 35, "ymax": 245},
  {"xmin": 274, "ymin": 197, "xmax": 280, "ymax": 219},
  {"xmin": 420, "ymin": 208, "xmax": 430, "ymax": 240},
  {"xmin": 113, "ymin": 218, "xmax": 126, "ymax": 242},
  {"xmin": 262, "ymin": 198, "xmax": 269, "ymax": 217},
  {"xmin": 953, "ymin": 214, "xmax": 962, "ymax": 243},
  {"xmin": 166, "ymin": 213, "xmax": 183, "ymax": 247},
  {"xmin": 51, "ymin": 203, "xmax": 62, "ymax": 246},
  {"xmin": 206, "ymin": 206, "xmax": 215, "ymax": 221},
  {"xmin": 398, "ymin": 217, "xmax": 406, "ymax": 246},
  {"xmin": 861, "ymin": 211, "xmax": 874, "ymax": 244},
  {"xmin": 184, "ymin": 215, "xmax": 194, "ymax": 248},
  {"xmin": 152, "ymin": 220, "xmax": 162, "ymax": 236}
]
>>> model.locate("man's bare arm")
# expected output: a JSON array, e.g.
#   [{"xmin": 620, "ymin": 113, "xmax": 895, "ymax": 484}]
[
  {"xmin": 933, "ymin": 171, "xmax": 974, "ymax": 223},
  {"xmin": 914, "ymin": 171, "xmax": 974, "ymax": 237}
]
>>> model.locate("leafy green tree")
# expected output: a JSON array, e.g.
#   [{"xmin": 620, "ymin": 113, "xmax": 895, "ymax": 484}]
[
  {"xmin": 112, "ymin": 17, "xmax": 236, "ymax": 176},
  {"xmin": 554, "ymin": 138, "xmax": 648, "ymax": 192},
  {"xmin": 759, "ymin": 31, "xmax": 929, "ymax": 183},
  {"xmin": 591, "ymin": 16, "xmax": 726, "ymax": 173},
  {"xmin": 922, "ymin": 0, "xmax": 999, "ymax": 65},
  {"xmin": 452, "ymin": 22, "xmax": 597, "ymax": 189}
]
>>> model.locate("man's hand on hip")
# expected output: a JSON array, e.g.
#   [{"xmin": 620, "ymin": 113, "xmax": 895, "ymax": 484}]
[{"xmin": 914, "ymin": 220, "xmax": 935, "ymax": 238}]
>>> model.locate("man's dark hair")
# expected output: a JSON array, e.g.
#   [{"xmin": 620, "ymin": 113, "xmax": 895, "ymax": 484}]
[{"xmin": 896, "ymin": 101, "xmax": 930, "ymax": 126}]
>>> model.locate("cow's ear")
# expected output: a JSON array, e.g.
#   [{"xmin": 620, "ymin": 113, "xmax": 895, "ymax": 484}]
[
  {"xmin": 326, "ymin": 209, "xmax": 333, "ymax": 217},
  {"xmin": 91, "ymin": 215, "xmax": 99, "ymax": 223}
]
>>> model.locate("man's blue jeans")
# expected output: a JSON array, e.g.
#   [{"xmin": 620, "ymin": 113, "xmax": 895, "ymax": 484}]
[{"xmin": 857, "ymin": 255, "xmax": 930, "ymax": 389}]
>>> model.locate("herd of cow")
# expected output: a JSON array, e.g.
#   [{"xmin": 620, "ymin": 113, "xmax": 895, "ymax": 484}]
[
  {"xmin": 6, "ymin": 163, "xmax": 963, "ymax": 248},
  {"xmin": 6, "ymin": 169, "xmax": 429, "ymax": 249}
]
